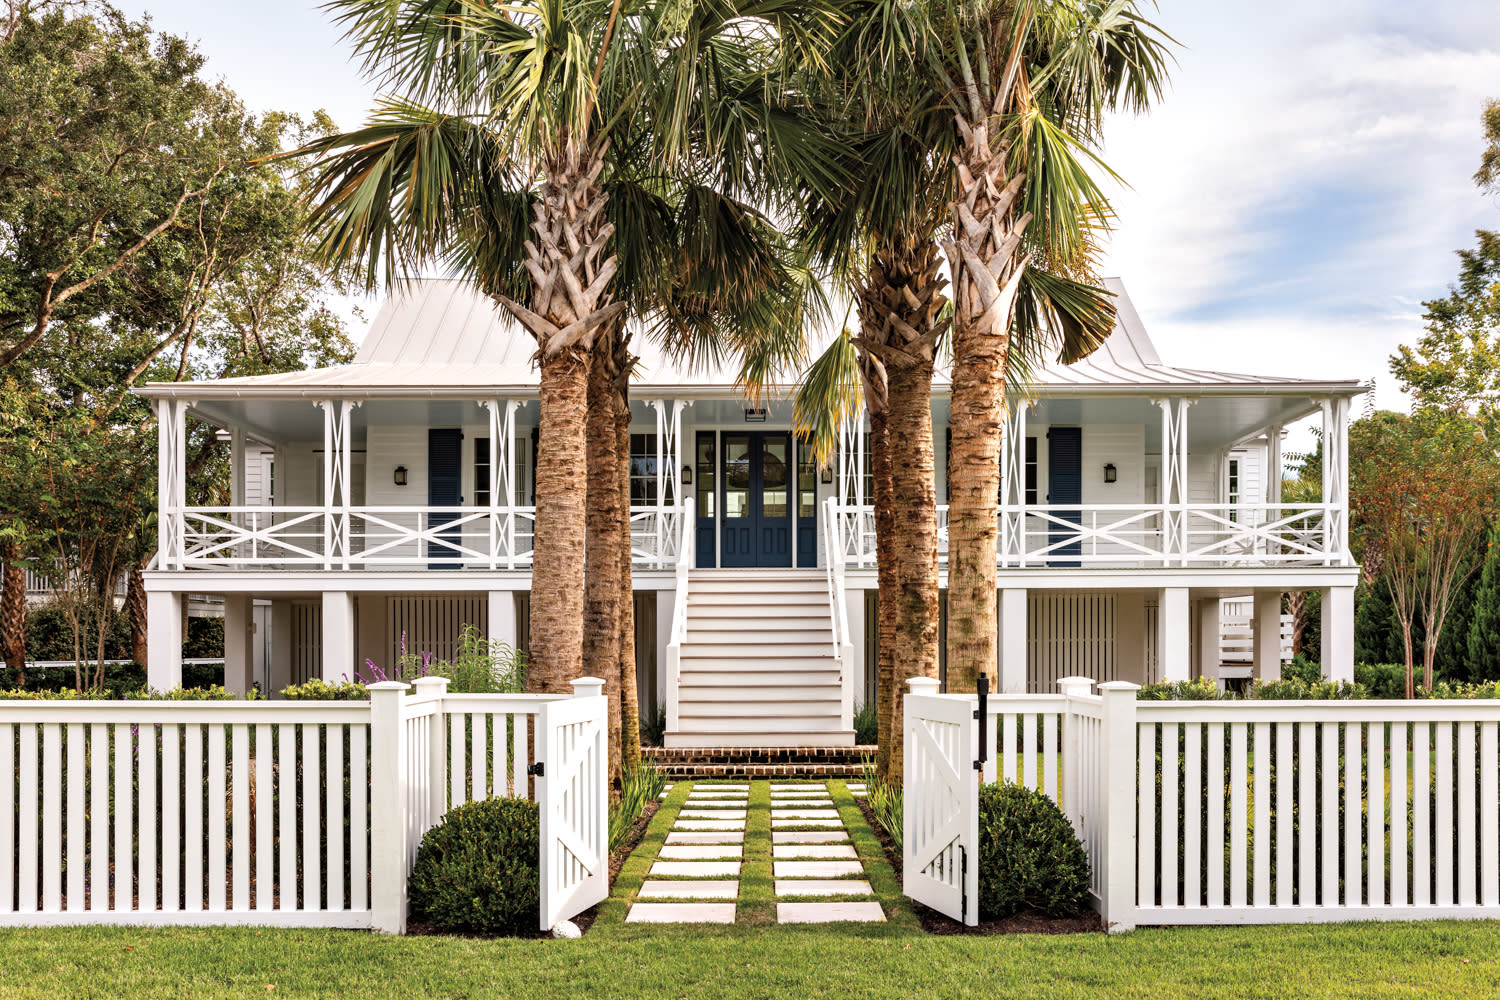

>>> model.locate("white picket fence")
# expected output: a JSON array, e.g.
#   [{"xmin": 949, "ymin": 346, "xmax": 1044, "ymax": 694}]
[
  {"xmin": 0, "ymin": 678, "xmax": 608, "ymax": 932},
  {"xmin": 904, "ymin": 679, "xmax": 1500, "ymax": 931}
]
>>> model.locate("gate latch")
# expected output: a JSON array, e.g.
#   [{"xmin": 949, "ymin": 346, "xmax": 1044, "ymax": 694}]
[
  {"xmin": 973, "ymin": 674, "xmax": 989, "ymax": 772},
  {"xmin": 527, "ymin": 762, "xmax": 545, "ymax": 778}
]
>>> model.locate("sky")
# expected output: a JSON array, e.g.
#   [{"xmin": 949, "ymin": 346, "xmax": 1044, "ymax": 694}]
[{"xmin": 112, "ymin": 0, "xmax": 1500, "ymax": 429}]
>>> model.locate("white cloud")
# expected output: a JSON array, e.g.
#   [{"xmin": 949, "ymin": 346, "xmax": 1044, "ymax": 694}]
[{"xmin": 1098, "ymin": 0, "xmax": 1500, "ymax": 400}]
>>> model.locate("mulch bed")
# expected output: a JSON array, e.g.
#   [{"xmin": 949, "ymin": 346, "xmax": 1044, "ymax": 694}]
[{"xmin": 855, "ymin": 796, "xmax": 1101, "ymax": 935}]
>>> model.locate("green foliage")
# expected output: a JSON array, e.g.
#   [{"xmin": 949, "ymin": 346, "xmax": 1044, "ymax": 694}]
[
  {"xmin": 359, "ymin": 625, "xmax": 526, "ymax": 694},
  {"xmin": 859, "ymin": 757, "xmax": 903, "ymax": 852},
  {"xmin": 977, "ymin": 782, "xmax": 1090, "ymax": 920},
  {"xmin": 1138, "ymin": 678, "xmax": 1222, "ymax": 701},
  {"xmin": 1283, "ymin": 653, "xmax": 1322, "ymax": 685},
  {"xmin": 1354, "ymin": 662, "xmax": 1418, "ymax": 699},
  {"xmin": 279, "ymin": 679, "xmax": 369, "ymax": 701},
  {"xmin": 609, "ymin": 765, "xmax": 666, "ymax": 851},
  {"xmin": 1466, "ymin": 520, "xmax": 1500, "ymax": 682},
  {"xmin": 1248, "ymin": 678, "xmax": 1367, "ymax": 701},
  {"xmin": 408, "ymin": 797, "xmax": 540, "ymax": 936},
  {"xmin": 639, "ymin": 703, "xmax": 666, "ymax": 748},
  {"xmin": 1355, "ymin": 579, "xmax": 1405, "ymax": 665},
  {"xmin": 23, "ymin": 597, "xmax": 130, "ymax": 662},
  {"xmin": 852, "ymin": 701, "xmax": 878, "ymax": 746}
]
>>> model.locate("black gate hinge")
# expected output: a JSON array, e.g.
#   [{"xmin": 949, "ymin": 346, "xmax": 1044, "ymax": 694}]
[{"xmin": 527, "ymin": 762, "xmax": 545, "ymax": 777}]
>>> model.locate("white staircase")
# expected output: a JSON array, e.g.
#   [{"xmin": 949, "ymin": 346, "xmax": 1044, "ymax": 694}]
[{"xmin": 665, "ymin": 571, "xmax": 855, "ymax": 748}]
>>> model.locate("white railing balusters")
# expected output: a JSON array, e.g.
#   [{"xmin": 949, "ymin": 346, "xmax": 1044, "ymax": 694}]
[
  {"xmin": 664, "ymin": 497, "xmax": 694, "ymax": 737},
  {"xmin": 837, "ymin": 501, "xmax": 1346, "ymax": 568}
]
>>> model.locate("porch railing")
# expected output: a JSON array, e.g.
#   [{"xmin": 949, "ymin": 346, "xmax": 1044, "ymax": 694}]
[
  {"xmin": 164, "ymin": 505, "xmax": 685, "ymax": 572},
  {"xmin": 821, "ymin": 498, "xmax": 857, "ymax": 730},
  {"xmin": 838, "ymin": 502, "xmax": 1347, "ymax": 569}
]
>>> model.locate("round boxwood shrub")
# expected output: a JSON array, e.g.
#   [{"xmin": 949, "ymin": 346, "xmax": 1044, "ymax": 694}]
[
  {"xmin": 408, "ymin": 797, "xmax": 540, "ymax": 935},
  {"xmin": 977, "ymin": 782, "xmax": 1089, "ymax": 920}
]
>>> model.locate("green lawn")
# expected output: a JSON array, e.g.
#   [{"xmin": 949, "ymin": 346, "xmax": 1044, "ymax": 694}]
[{"xmin": 0, "ymin": 779, "xmax": 1495, "ymax": 998}]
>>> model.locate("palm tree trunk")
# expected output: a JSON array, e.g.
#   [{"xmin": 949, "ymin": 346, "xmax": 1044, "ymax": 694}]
[
  {"xmin": 585, "ymin": 344, "xmax": 623, "ymax": 784},
  {"xmin": 942, "ymin": 117, "xmax": 1030, "ymax": 693},
  {"xmin": 616, "ymin": 375, "xmax": 640, "ymax": 771},
  {"xmin": 1, "ymin": 541, "xmax": 26, "ymax": 677},
  {"xmin": 126, "ymin": 563, "xmax": 148, "ymax": 667},
  {"xmin": 857, "ymin": 236, "xmax": 947, "ymax": 781},
  {"xmin": 495, "ymin": 140, "xmax": 624, "ymax": 696},
  {"xmin": 868, "ymin": 406, "xmax": 896, "ymax": 776},
  {"xmin": 885, "ymin": 360, "xmax": 939, "ymax": 769}
]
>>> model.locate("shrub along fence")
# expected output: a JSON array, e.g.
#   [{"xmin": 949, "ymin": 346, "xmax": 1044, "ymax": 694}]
[
  {"xmin": 904, "ymin": 679, "xmax": 1500, "ymax": 931},
  {"xmin": 0, "ymin": 678, "xmax": 607, "ymax": 933}
]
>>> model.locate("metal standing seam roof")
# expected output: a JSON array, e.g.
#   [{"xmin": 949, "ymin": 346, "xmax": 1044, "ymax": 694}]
[{"xmin": 135, "ymin": 277, "xmax": 1365, "ymax": 398}]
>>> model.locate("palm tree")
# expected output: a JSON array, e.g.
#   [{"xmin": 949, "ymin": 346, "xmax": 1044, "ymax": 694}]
[
  {"xmin": 300, "ymin": 0, "xmax": 840, "ymax": 776},
  {"xmin": 929, "ymin": 0, "xmax": 1173, "ymax": 691}
]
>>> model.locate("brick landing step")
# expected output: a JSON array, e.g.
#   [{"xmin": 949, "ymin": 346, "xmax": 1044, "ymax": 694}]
[{"xmin": 642, "ymin": 745, "xmax": 876, "ymax": 779}]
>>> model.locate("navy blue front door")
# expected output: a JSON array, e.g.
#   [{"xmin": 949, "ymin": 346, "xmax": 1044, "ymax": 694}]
[
  {"xmin": 720, "ymin": 432, "xmax": 793, "ymax": 568},
  {"xmin": 428, "ymin": 428, "xmax": 463, "ymax": 569},
  {"xmin": 1047, "ymin": 427, "xmax": 1082, "ymax": 566}
]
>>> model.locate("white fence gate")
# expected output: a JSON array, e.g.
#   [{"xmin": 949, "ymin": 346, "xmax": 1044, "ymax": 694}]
[
  {"xmin": 0, "ymin": 678, "xmax": 608, "ymax": 933},
  {"xmin": 902, "ymin": 680, "xmax": 977, "ymax": 924},
  {"xmin": 904, "ymin": 679, "xmax": 1500, "ymax": 932}
]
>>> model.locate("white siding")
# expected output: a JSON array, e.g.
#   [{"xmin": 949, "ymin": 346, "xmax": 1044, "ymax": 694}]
[
  {"xmin": 278, "ymin": 444, "xmax": 320, "ymax": 507},
  {"xmin": 363, "ymin": 427, "xmax": 427, "ymax": 564},
  {"xmin": 243, "ymin": 448, "xmax": 275, "ymax": 507},
  {"xmin": 1080, "ymin": 424, "xmax": 1146, "ymax": 506}
]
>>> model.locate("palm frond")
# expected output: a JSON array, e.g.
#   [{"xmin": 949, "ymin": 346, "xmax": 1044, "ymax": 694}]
[{"xmin": 793, "ymin": 328, "xmax": 864, "ymax": 469}]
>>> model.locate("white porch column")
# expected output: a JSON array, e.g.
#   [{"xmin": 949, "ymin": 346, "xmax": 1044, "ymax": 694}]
[
  {"xmin": 648, "ymin": 399, "xmax": 691, "ymax": 568},
  {"xmin": 318, "ymin": 400, "xmax": 357, "ymax": 570},
  {"xmin": 845, "ymin": 586, "xmax": 867, "ymax": 700},
  {"xmin": 223, "ymin": 593, "xmax": 255, "ymax": 694},
  {"xmin": 269, "ymin": 599, "xmax": 293, "ymax": 693},
  {"xmin": 321, "ymin": 591, "xmax": 355, "ymax": 682},
  {"xmin": 998, "ymin": 588, "xmax": 1028, "ymax": 693},
  {"xmin": 488, "ymin": 590, "xmax": 517, "ymax": 649},
  {"xmin": 1194, "ymin": 598, "xmax": 1220, "ymax": 681},
  {"xmin": 1153, "ymin": 397, "xmax": 1192, "ymax": 565},
  {"xmin": 155, "ymin": 399, "xmax": 188, "ymax": 570},
  {"xmin": 1253, "ymin": 589, "xmax": 1283, "ymax": 681},
  {"xmin": 1157, "ymin": 586, "xmax": 1191, "ymax": 682},
  {"xmin": 480, "ymin": 399, "xmax": 520, "ymax": 570},
  {"xmin": 1320, "ymin": 397, "xmax": 1351, "ymax": 565},
  {"xmin": 146, "ymin": 590, "xmax": 183, "ymax": 691},
  {"xmin": 1321, "ymin": 585, "xmax": 1355, "ymax": 683},
  {"xmin": 1002, "ymin": 405, "xmax": 1028, "ymax": 566}
]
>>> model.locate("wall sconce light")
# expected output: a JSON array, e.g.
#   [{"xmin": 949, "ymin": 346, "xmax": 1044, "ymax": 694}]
[
  {"xmin": 394, "ymin": 465, "xmax": 408, "ymax": 487},
  {"xmin": 744, "ymin": 407, "xmax": 767, "ymax": 423},
  {"xmin": 681, "ymin": 464, "xmax": 693, "ymax": 486},
  {"xmin": 1103, "ymin": 463, "xmax": 1117, "ymax": 484},
  {"xmin": 821, "ymin": 465, "xmax": 834, "ymax": 485}
]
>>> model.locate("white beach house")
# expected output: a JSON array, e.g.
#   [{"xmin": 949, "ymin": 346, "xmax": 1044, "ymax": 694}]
[{"xmin": 136, "ymin": 278, "xmax": 1363, "ymax": 747}]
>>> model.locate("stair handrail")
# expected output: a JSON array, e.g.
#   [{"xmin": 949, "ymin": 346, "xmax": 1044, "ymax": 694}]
[
  {"xmin": 822, "ymin": 496, "xmax": 856, "ymax": 732},
  {"xmin": 664, "ymin": 496, "xmax": 694, "ymax": 736}
]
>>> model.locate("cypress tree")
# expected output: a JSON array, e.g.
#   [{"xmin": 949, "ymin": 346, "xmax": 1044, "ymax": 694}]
[{"xmin": 1465, "ymin": 521, "xmax": 1500, "ymax": 682}]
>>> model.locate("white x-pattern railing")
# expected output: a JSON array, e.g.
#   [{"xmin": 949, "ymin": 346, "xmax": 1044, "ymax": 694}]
[
  {"xmin": 169, "ymin": 505, "xmax": 684, "ymax": 571},
  {"xmin": 836, "ymin": 502, "xmax": 1346, "ymax": 569}
]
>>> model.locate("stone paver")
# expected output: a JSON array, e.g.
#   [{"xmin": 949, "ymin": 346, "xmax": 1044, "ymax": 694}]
[
  {"xmin": 773, "ymin": 860, "xmax": 865, "ymax": 878},
  {"xmin": 776, "ymin": 901, "xmax": 885, "ymax": 923},
  {"xmin": 774, "ymin": 880, "xmax": 875, "ymax": 897},
  {"xmin": 659, "ymin": 844, "xmax": 743, "ymax": 860},
  {"xmin": 628, "ymin": 902, "xmax": 737, "ymax": 923},
  {"xmin": 772, "ymin": 844, "xmax": 858, "ymax": 860},
  {"xmin": 772, "ymin": 831, "xmax": 849, "ymax": 844},
  {"xmin": 627, "ymin": 779, "xmax": 889, "ymax": 929},
  {"xmin": 639, "ymin": 880, "xmax": 739, "ymax": 900},
  {"xmin": 676, "ymin": 819, "xmax": 746, "ymax": 831},
  {"xmin": 666, "ymin": 832, "xmax": 745, "ymax": 845},
  {"xmin": 650, "ymin": 861, "xmax": 742, "ymax": 878}
]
